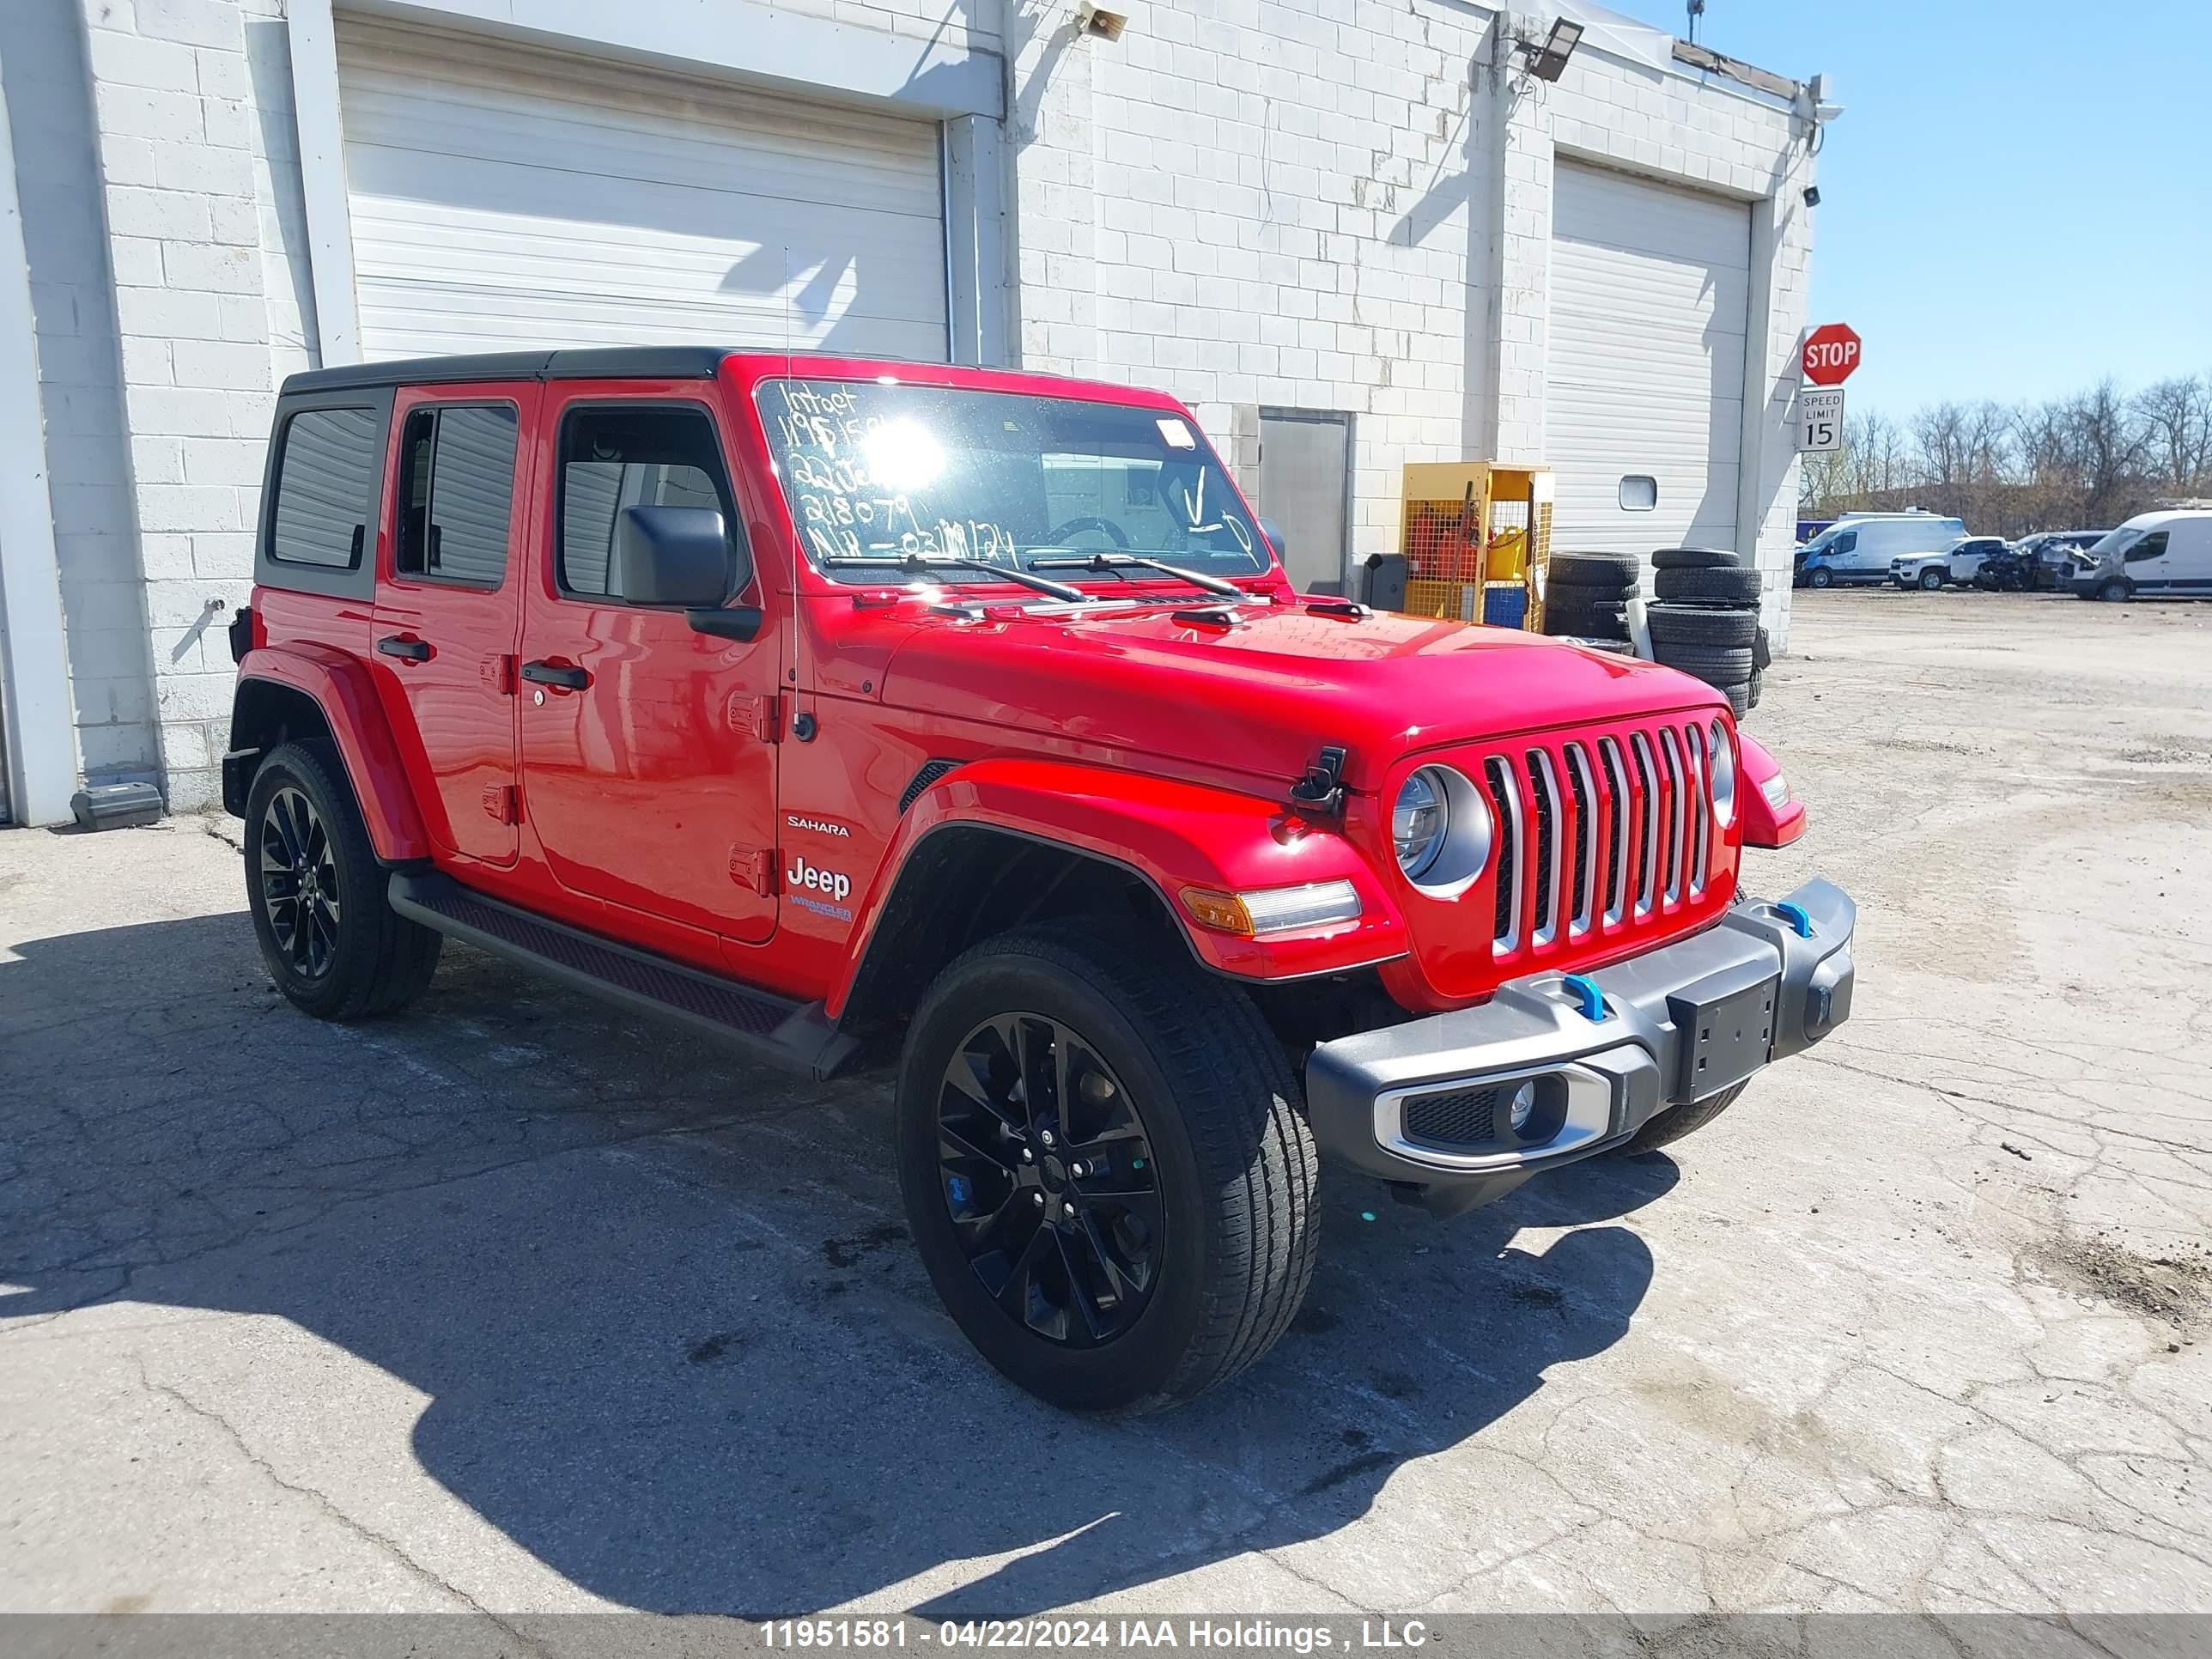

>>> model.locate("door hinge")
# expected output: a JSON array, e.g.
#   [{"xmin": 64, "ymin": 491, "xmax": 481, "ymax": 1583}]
[
  {"xmin": 729, "ymin": 846, "xmax": 778, "ymax": 895},
  {"xmin": 726, "ymin": 691, "xmax": 782, "ymax": 743},
  {"xmin": 483, "ymin": 783, "xmax": 520, "ymax": 826},
  {"xmin": 483, "ymin": 653, "xmax": 518, "ymax": 696}
]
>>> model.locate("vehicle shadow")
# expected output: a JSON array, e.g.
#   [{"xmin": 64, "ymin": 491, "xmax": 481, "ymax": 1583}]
[{"xmin": 1, "ymin": 912, "xmax": 1672, "ymax": 1614}]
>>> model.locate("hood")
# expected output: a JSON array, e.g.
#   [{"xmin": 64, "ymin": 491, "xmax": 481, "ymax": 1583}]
[{"xmin": 877, "ymin": 603, "xmax": 1723, "ymax": 792}]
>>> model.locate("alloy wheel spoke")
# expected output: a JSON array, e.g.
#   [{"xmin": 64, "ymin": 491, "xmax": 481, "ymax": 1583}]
[
  {"xmin": 996, "ymin": 1223, "xmax": 1054, "ymax": 1322},
  {"xmin": 1075, "ymin": 1211, "xmax": 1147, "ymax": 1303},
  {"xmin": 939, "ymin": 1117, "xmax": 1015, "ymax": 1175},
  {"xmin": 1052, "ymin": 1228, "xmax": 1109, "ymax": 1342},
  {"xmin": 1090, "ymin": 1187, "xmax": 1164, "ymax": 1240}
]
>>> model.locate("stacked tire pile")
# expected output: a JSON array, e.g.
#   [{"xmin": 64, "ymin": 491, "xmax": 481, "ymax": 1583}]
[
  {"xmin": 1545, "ymin": 547, "xmax": 1770, "ymax": 716},
  {"xmin": 1647, "ymin": 547, "xmax": 1767, "ymax": 717},
  {"xmin": 1542, "ymin": 550, "xmax": 1642, "ymax": 647}
]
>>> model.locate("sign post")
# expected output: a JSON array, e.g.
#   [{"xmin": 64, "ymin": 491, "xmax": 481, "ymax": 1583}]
[
  {"xmin": 1797, "ymin": 386, "xmax": 1844, "ymax": 453},
  {"xmin": 1802, "ymin": 323, "xmax": 1862, "ymax": 387}
]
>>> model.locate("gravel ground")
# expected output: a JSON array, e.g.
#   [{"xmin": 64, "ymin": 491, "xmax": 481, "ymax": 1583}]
[{"xmin": 3, "ymin": 589, "xmax": 2209, "ymax": 1618}]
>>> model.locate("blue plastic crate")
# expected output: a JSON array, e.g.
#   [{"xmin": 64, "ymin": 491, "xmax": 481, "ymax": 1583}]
[{"xmin": 1482, "ymin": 583, "xmax": 1528, "ymax": 629}]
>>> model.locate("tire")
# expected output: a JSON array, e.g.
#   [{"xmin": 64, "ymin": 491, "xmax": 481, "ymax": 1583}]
[
  {"xmin": 1547, "ymin": 550, "xmax": 1643, "ymax": 591},
  {"xmin": 1918, "ymin": 568, "xmax": 1946, "ymax": 592},
  {"xmin": 1545, "ymin": 599, "xmax": 1629, "ymax": 639},
  {"xmin": 243, "ymin": 741, "xmax": 441, "ymax": 1020},
  {"xmin": 1654, "ymin": 565, "xmax": 1763, "ymax": 605},
  {"xmin": 1646, "ymin": 603, "xmax": 1759, "ymax": 648},
  {"xmin": 1808, "ymin": 567, "xmax": 1835, "ymax": 590},
  {"xmin": 2098, "ymin": 578, "xmax": 2130, "ymax": 604},
  {"xmin": 1724, "ymin": 681, "xmax": 1752, "ymax": 718},
  {"xmin": 896, "ymin": 921, "xmax": 1318, "ymax": 1413},
  {"xmin": 1655, "ymin": 644, "xmax": 1756, "ymax": 684},
  {"xmin": 1650, "ymin": 546, "xmax": 1741, "ymax": 571},
  {"xmin": 1609, "ymin": 1081, "xmax": 1749, "ymax": 1156}
]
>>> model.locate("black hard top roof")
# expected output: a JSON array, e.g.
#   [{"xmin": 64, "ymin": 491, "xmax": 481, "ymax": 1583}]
[{"xmin": 280, "ymin": 346, "xmax": 732, "ymax": 395}]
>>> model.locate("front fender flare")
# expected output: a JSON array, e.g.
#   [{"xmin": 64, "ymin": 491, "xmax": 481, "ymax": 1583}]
[
  {"xmin": 234, "ymin": 644, "xmax": 430, "ymax": 863},
  {"xmin": 825, "ymin": 758, "xmax": 1408, "ymax": 1021}
]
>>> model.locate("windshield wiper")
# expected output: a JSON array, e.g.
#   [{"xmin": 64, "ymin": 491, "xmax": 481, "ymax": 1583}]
[
  {"xmin": 819, "ymin": 550, "xmax": 1091, "ymax": 604},
  {"xmin": 896, "ymin": 552, "xmax": 1088, "ymax": 603},
  {"xmin": 1027, "ymin": 551, "xmax": 1249, "ymax": 600}
]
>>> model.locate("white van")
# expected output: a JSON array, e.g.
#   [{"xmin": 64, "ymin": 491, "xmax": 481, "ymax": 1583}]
[
  {"xmin": 1797, "ymin": 513, "xmax": 1970, "ymax": 588},
  {"xmin": 2069, "ymin": 510, "xmax": 2212, "ymax": 602}
]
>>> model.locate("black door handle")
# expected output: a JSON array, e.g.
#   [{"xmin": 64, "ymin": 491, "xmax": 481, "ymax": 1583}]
[
  {"xmin": 376, "ymin": 635, "xmax": 431, "ymax": 662},
  {"xmin": 520, "ymin": 659, "xmax": 590, "ymax": 690}
]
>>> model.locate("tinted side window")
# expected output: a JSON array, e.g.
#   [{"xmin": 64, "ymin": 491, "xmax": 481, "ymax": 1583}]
[
  {"xmin": 2124, "ymin": 532, "xmax": 2168, "ymax": 563},
  {"xmin": 395, "ymin": 404, "xmax": 519, "ymax": 586},
  {"xmin": 270, "ymin": 408, "xmax": 380, "ymax": 568},
  {"xmin": 556, "ymin": 404, "xmax": 747, "ymax": 600},
  {"xmin": 1832, "ymin": 532, "xmax": 1856, "ymax": 554}
]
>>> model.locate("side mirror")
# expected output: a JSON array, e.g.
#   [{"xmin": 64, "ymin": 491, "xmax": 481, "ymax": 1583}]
[
  {"xmin": 1257, "ymin": 517, "xmax": 1287, "ymax": 561},
  {"xmin": 615, "ymin": 506, "xmax": 731, "ymax": 606}
]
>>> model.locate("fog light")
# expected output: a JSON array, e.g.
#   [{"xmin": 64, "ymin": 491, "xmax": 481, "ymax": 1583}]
[{"xmin": 1508, "ymin": 1079, "xmax": 1537, "ymax": 1133}]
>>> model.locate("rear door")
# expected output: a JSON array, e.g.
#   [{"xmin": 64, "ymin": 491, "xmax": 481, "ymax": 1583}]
[
  {"xmin": 516, "ymin": 388, "xmax": 780, "ymax": 946},
  {"xmin": 371, "ymin": 383, "xmax": 536, "ymax": 868}
]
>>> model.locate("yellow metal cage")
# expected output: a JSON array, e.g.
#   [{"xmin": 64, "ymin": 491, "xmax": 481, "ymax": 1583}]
[{"xmin": 1394, "ymin": 463, "xmax": 1554, "ymax": 629}]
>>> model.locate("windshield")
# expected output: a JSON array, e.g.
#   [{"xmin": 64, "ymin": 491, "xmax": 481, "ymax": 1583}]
[
  {"xmin": 756, "ymin": 379, "xmax": 1270, "ymax": 586},
  {"xmin": 2087, "ymin": 526, "xmax": 2142, "ymax": 560}
]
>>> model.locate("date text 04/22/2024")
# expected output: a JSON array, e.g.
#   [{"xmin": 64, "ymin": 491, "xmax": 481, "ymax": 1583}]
[{"xmin": 758, "ymin": 1622, "xmax": 1431, "ymax": 1651}]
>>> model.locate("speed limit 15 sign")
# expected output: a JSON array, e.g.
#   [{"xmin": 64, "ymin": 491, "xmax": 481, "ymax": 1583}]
[{"xmin": 1799, "ymin": 386, "xmax": 1844, "ymax": 453}]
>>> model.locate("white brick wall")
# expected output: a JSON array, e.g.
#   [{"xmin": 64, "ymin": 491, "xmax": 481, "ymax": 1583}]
[{"xmin": 68, "ymin": 0, "xmax": 315, "ymax": 809}]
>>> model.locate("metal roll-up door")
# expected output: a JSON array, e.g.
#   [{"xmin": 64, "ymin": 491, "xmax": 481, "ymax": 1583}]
[
  {"xmin": 336, "ymin": 17, "xmax": 951, "ymax": 362},
  {"xmin": 1548, "ymin": 160, "xmax": 1751, "ymax": 559}
]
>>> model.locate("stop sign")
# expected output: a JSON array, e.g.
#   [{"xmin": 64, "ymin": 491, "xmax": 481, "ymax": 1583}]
[{"xmin": 1802, "ymin": 324, "xmax": 1862, "ymax": 386}]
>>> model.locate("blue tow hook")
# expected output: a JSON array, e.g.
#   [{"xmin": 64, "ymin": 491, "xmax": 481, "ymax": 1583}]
[
  {"xmin": 1561, "ymin": 974, "xmax": 1607, "ymax": 1022},
  {"xmin": 1775, "ymin": 900, "xmax": 1814, "ymax": 939}
]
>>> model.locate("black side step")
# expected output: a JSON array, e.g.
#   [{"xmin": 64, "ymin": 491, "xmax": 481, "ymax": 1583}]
[{"xmin": 389, "ymin": 872, "xmax": 860, "ymax": 1080}]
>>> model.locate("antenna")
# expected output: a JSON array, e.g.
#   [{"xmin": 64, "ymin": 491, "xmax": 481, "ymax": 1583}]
[{"xmin": 1687, "ymin": 0, "xmax": 1705, "ymax": 44}]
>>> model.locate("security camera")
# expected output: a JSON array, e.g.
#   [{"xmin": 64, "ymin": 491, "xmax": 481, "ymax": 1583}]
[{"xmin": 1075, "ymin": 2, "xmax": 1128, "ymax": 38}]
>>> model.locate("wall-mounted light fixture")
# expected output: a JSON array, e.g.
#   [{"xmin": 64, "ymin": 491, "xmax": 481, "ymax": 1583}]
[
  {"xmin": 1802, "ymin": 185, "xmax": 1821, "ymax": 208},
  {"xmin": 1516, "ymin": 17, "xmax": 1583, "ymax": 82},
  {"xmin": 1075, "ymin": 3, "xmax": 1129, "ymax": 40}
]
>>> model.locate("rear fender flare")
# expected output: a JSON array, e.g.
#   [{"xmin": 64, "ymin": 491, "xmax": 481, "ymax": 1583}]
[
  {"xmin": 825, "ymin": 758, "xmax": 1407, "ymax": 1022},
  {"xmin": 233, "ymin": 644, "xmax": 429, "ymax": 863}
]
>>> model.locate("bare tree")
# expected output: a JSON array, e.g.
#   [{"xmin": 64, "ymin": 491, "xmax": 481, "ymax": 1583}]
[{"xmin": 2133, "ymin": 374, "xmax": 2212, "ymax": 492}]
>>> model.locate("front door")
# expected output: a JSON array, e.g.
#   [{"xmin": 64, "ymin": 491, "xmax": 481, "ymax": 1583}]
[
  {"xmin": 517, "ymin": 392, "xmax": 780, "ymax": 946},
  {"xmin": 371, "ymin": 384, "xmax": 536, "ymax": 868}
]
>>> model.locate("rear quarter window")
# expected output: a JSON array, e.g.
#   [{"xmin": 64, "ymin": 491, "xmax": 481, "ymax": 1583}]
[{"xmin": 269, "ymin": 408, "xmax": 381, "ymax": 568}]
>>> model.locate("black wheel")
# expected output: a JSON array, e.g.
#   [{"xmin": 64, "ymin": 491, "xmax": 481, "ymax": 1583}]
[
  {"xmin": 2097, "ymin": 578, "xmax": 2130, "ymax": 604},
  {"xmin": 1808, "ymin": 567, "xmax": 1835, "ymax": 590},
  {"xmin": 1918, "ymin": 568, "xmax": 1946, "ymax": 591},
  {"xmin": 896, "ymin": 923, "xmax": 1317, "ymax": 1413},
  {"xmin": 1646, "ymin": 602, "xmax": 1759, "ymax": 648},
  {"xmin": 1655, "ymin": 644, "xmax": 1756, "ymax": 684},
  {"xmin": 1547, "ymin": 550, "xmax": 1642, "ymax": 591},
  {"xmin": 244, "ymin": 743, "xmax": 441, "ymax": 1020},
  {"xmin": 1650, "ymin": 546, "xmax": 1741, "ymax": 570},
  {"xmin": 1655, "ymin": 565, "xmax": 1763, "ymax": 605},
  {"xmin": 1609, "ymin": 1082, "xmax": 1749, "ymax": 1156}
]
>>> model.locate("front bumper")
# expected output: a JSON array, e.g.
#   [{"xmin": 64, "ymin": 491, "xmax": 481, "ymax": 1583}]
[{"xmin": 1304, "ymin": 878, "xmax": 1856, "ymax": 1216}]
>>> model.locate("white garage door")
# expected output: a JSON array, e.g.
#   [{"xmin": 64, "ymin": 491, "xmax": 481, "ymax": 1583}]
[
  {"xmin": 336, "ymin": 19, "xmax": 950, "ymax": 362},
  {"xmin": 1548, "ymin": 161, "xmax": 1749, "ymax": 560}
]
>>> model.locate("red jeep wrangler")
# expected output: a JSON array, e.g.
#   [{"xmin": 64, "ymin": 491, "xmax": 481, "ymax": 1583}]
[{"xmin": 224, "ymin": 349, "xmax": 1854, "ymax": 1412}]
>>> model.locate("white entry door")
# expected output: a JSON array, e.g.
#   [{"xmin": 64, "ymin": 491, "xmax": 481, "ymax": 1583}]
[
  {"xmin": 336, "ymin": 18, "xmax": 951, "ymax": 362},
  {"xmin": 1548, "ymin": 160, "xmax": 1751, "ymax": 560}
]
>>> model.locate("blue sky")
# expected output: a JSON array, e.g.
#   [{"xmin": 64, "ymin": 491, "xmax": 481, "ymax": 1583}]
[{"xmin": 1604, "ymin": 0, "xmax": 2212, "ymax": 420}]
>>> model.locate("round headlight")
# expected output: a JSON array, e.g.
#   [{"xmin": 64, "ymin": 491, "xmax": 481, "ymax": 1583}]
[
  {"xmin": 1709, "ymin": 719, "xmax": 1736, "ymax": 826},
  {"xmin": 1392, "ymin": 769, "xmax": 1449, "ymax": 879},
  {"xmin": 1391, "ymin": 765, "xmax": 1493, "ymax": 896}
]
